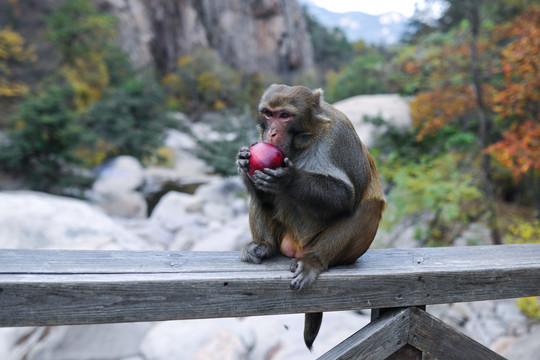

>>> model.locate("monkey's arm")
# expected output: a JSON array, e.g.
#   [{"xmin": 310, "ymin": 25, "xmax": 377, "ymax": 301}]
[{"xmin": 252, "ymin": 159, "xmax": 356, "ymax": 217}]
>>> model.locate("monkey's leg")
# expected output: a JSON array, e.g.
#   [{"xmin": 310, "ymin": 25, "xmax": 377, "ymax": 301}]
[
  {"xmin": 290, "ymin": 201, "xmax": 381, "ymax": 290},
  {"xmin": 240, "ymin": 203, "xmax": 281, "ymax": 264}
]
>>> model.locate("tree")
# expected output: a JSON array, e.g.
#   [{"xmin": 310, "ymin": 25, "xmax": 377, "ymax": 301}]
[
  {"xmin": 0, "ymin": 85, "xmax": 91, "ymax": 193},
  {"xmin": 303, "ymin": 9, "xmax": 354, "ymax": 73},
  {"xmin": 485, "ymin": 5, "xmax": 540, "ymax": 217},
  {"xmin": 47, "ymin": 0, "xmax": 117, "ymax": 109},
  {"xmin": 0, "ymin": 27, "xmax": 35, "ymax": 117},
  {"xmin": 84, "ymin": 78, "xmax": 176, "ymax": 162},
  {"xmin": 161, "ymin": 48, "xmax": 244, "ymax": 116},
  {"xmin": 462, "ymin": 0, "xmax": 501, "ymax": 244}
]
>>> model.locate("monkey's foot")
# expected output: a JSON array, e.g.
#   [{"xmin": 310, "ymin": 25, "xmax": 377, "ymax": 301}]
[
  {"xmin": 240, "ymin": 242, "xmax": 273, "ymax": 264},
  {"xmin": 290, "ymin": 260, "xmax": 321, "ymax": 291}
]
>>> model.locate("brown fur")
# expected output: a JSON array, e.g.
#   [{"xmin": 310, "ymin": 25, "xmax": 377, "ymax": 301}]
[{"xmin": 237, "ymin": 84, "xmax": 385, "ymax": 349}]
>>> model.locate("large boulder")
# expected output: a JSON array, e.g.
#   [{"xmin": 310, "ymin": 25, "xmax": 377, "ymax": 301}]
[
  {"xmin": 92, "ymin": 156, "xmax": 147, "ymax": 218},
  {"xmin": 0, "ymin": 191, "xmax": 146, "ymax": 250},
  {"xmin": 334, "ymin": 94, "xmax": 412, "ymax": 147}
]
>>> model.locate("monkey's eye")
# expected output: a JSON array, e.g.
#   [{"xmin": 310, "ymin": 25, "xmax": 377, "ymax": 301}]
[
  {"xmin": 264, "ymin": 110, "xmax": 273, "ymax": 117},
  {"xmin": 280, "ymin": 112, "xmax": 291, "ymax": 119}
]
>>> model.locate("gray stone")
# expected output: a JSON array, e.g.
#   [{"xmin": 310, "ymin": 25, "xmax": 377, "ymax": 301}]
[
  {"xmin": 95, "ymin": 0, "xmax": 313, "ymax": 76},
  {"xmin": 192, "ymin": 331, "xmax": 248, "ymax": 360},
  {"xmin": 334, "ymin": 94, "xmax": 412, "ymax": 147},
  {"xmin": 150, "ymin": 191, "xmax": 200, "ymax": 232},
  {"xmin": 504, "ymin": 324, "xmax": 540, "ymax": 360},
  {"xmin": 93, "ymin": 156, "xmax": 144, "ymax": 195},
  {"xmin": 0, "ymin": 191, "xmax": 146, "ymax": 250},
  {"xmin": 31, "ymin": 323, "xmax": 152, "ymax": 360},
  {"xmin": 96, "ymin": 191, "xmax": 147, "ymax": 219},
  {"xmin": 139, "ymin": 318, "xmax": 255, "ymax": 360}
]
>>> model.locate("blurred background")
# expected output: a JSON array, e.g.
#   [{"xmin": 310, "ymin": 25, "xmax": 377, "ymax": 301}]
[{"xmin": 0, "ymin": 0, "xmax": 538, "ymax": 359}]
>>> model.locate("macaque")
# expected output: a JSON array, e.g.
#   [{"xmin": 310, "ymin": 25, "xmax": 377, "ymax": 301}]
[{"xmin": 237, "ymin": 84, "xmax": 385, "ymax": 350}]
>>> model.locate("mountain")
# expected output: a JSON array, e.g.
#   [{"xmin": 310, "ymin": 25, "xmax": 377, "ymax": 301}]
[{"xmin": 299, "ymin": 0, "xmax": 409, "ymax": 44}]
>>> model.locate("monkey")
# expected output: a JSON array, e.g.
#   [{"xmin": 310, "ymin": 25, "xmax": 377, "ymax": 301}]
[{"xmin": 236, "ymin": 84, "xmax": 385, "ymax": 350}]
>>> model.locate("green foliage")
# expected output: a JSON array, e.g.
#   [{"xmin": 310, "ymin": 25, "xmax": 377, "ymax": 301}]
[
  {"xmin": 47, "ymin": 0, "xmax": 116, "ymax": 65},
  {"xmin": 506, "ymin": 217, "xmax": 540, "ymax": 321},
  {"xmin": 47, "ymin": 0, "xmax": 118, "ymax": 109},
  {"xmin": 0, "ymin": 27, "xmax": 35, "ymax": 99},
  {"xmin": 517, "ymin": 297, "xmax": 540, "ymax": 322},
  {"xmin": 162, "ymin": 48, "xmax": 245, "ymax": 116},
  {"xmin": 191, "ymin": 111, "xmax": 258, "ymax": 176},
  {"xmin": 325, "ymin": 52, "xmax": 391, "ymax": 102},
  {"xmin": 303, "ymin": 9, "xmax": 354, "ymax": 72},
  {"xmin": 382, "ymin": 152, "xmax": 483, "ymax": 244},
  {"xmin": 0, "ymin": 84, "xmax": 92, "ymax": 193},
  {"xmin": 84, "ymin": 78, "xmax": 176, "ymax": 162},
  {"xmin": 367, "ymin": 115, "xmax": 482, "ymax": 244}
]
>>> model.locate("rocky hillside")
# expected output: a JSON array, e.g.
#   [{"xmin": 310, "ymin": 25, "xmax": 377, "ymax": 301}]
[{"xmin": 2, "ymin": 0, "xmax": 313, "ymax": 77}]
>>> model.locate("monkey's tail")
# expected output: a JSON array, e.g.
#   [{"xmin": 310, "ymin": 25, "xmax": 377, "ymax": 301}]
[{"xmin": 304, "ymin": 312, "xmax": 323, "ymax": 351}]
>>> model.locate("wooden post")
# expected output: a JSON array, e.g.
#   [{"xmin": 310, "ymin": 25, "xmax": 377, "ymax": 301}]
[{"xmin": 371, "ymin": 307, "xmax": 425, "ymax": 360}]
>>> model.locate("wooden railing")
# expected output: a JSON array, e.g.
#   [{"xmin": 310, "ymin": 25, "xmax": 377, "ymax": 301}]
[{"xmin": 1, "ymin": 244, "xmax": 539, "ymax": 359}]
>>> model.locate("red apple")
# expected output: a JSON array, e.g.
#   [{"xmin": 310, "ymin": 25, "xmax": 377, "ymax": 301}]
[{"xmin": 248, "ymin": 142, "xmax": 285, "ymax": 180}]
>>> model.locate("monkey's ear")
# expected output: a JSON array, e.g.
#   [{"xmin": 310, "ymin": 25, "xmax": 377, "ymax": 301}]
[{"xmin": 312, "ymin": 88, "xmax": 323, "ymax": 110}]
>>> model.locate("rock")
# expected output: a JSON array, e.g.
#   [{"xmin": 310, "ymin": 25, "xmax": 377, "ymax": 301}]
[
  {"xmin": 504, "ymin": 324, "xmax": 540, "ymax": 360},
  {"xmin": 150, "ymin": 191, "xmax": 203, "ymax": 233},
  {"xmin": 139, "ymin": 318, "xmax": 254, "ymax": 360},
  {"xmin": 0, "ymin": 191, "xmax": 147, "ymax": 250},
  {"xmin": 333, "ymin": 94, "xmax": 412, "ymax": 147},
  {"xmin": 116, "ymin": 217, "xmax": 175, "ymax": 250},
  {"xmin": 96, "ymin": 191, "xmax": 147, "ymax": 218},
  {"xmin": 191, "ymin": 216, "xmax": 250, "ymax": 252},
  {"xmin": 93, "ymin": 156, "xmax": 144, "ymax": 195},
  {"xmin": 103, "ymin": 0, "xmax": 314, "ymax": 76},
  {"xmin": 92, "ymin": 156, "xmax": 147, "ymax": 218},
  {"xmin": 164, "ymin": 127, "xmax": 197, "ymax": 151},
  {"xmin": 192, "ymin": 331, "xmax": 248, "ymax": 360},
  {"xmin": 193, "ymin": 177, "xmax": 245, "ymax": 205},
  {"xmin": 26, "ymin": 323, "xmax": 152, "ymax": 360}
]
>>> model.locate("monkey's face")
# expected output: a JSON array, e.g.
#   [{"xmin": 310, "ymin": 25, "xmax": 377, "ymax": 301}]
[
  {"xmin": 258, "ymin": 106, "xmax": 294, "ymax": 153},
  {"xmin": 259, "ymin": 84, "xmax": 320, "ymax": 156}
]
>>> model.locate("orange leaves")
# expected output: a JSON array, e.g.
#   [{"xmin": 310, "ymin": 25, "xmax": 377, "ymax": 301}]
[
  {"xmin": 491, "ymin": 5, "xmax": 540, "ymax": 120},
  {"xmin": 485, "ymin": 5, "xmax": 540, "ymax": 180},
  {"xmin": 410, "ymin": 86, "xmax": 476, "ymax": 141},
  {"xmin": 486, "ymin": 121, "xmax": 540, "ymax": 181}
]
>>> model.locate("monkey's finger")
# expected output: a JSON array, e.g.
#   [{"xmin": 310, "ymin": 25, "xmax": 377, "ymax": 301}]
[
  {"xmin": 284, "ymin": 158, "xmax": 294, "ymax": 168},
  {"xmin": 237, "ymin": 159, "xmax": 250, "ymax": 169},
  {"xmin": 237, "ymin": 149, "xmax": 251, "ymax": 160},
  {"xmin": 290, "ymin": 261, "xmax": 318, "ymax": 291},
  {"xmin": 263, "ymin": 167, "xmax": 289, "ymax": 178}
]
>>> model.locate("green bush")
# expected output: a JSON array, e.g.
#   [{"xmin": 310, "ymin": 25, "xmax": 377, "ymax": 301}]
[
  {"xmin": 0, "ymin": 84, "xmax": 92, "ymax": 192},
  {"xmin": 84, "ymin": 78, "xmax": 176, "ymax": 162},
  {"xmin": 366, "ymin": 115, "xmax": 483, "ymax": 245},
  {"xmin": 190, "ymin": 111, "xmax": 258, "ymax": 176},
  {"xmin": 47, "ymin": 0, "xmax": 118, "ymax": 110},
  {"xmin": 326, "ymin": 53, "xmax": 391, "ymax": 102},
  {"xmin": 162, "ymin": 48, "xmax": 245, "ymax": 116}
]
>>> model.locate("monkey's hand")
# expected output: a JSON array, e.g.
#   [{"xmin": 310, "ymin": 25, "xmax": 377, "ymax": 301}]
[
  {"xmin": 290, "ymin": 259, "xmax": 321, "ymax": 291},
  {"xmin": 236, "ymin": 146, "xmax": 251, "ymax": 176},
  {"xmin": 240, "ymin": 242, "xmax": 274, "ymax": 264},
  {"xmin": 252, "ymin": 158, "xmax": 294, "ymax": 193}
]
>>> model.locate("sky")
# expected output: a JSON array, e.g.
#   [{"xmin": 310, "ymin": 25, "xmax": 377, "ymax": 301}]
[{"xmin": 309, "ymin": 0, "xmax": 429, "ymax": 17}]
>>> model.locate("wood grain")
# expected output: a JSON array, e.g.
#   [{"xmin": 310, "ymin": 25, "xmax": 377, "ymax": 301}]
[{"xmin": 1, "ymin": 244, "xmax": 539, "ymax": 327}]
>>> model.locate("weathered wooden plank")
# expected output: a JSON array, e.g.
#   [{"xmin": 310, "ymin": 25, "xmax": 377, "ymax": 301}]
[
  {"xmin": 0, "ymin": 249, "xmax": 286, "ymax": 274},
  {"xmin": 317, "ymin": 308, "xmax": 410, "ymax": 360},
  {"xmin": 408, "ymin": 307, "xmax": 506, "ymax": 360},
  {"xmin": 2, "ymin": 244, "xmax": 539, "ymax": 274},
  {"xmin": 372, "ymin": 307, "xmax": 424, "ymax": 360},
  {"xmin": 0, "ymin": 244, "xmax": 539, "ymax": 327}
]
